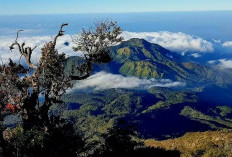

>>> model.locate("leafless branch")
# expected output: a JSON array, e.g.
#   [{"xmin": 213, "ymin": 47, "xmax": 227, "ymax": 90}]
[
  {"xmin": 70, "ymin": 74, "xmax": 90, "ymax": 80},
  {"xmin": 32, "ymin": 46, "xmax": 37, "ymax": 51},
  {"xmin": 15, "ymin": 30, "xmax": 23, "ymax": 42},
  {"xmin": 18, "ymin": 54, "xmax": 23, "ymax": 64},
  {"xmin": 9, "ymin": 30, "xmax": 38, "ymax": 69},
  {"xmin": 53, "ymin": 23, "xmax": 68, "ymax": 48}
]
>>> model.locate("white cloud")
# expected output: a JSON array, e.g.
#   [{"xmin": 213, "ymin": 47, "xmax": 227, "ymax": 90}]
[
  {"xmin": 212, "ymin": 39, "xmax": 221, "ymax": 44},
  {"xmin": 208, "ymin": 59, "xmax": 232, "ymax": 69},
  {"xmin": 0, "ymin": 35, "xmax": 81, "ymax": 64},
  {"xmin": 122, "ymin": 31, "xmax": 214, "ymax": 53},
  {"xmin": 208, "ymin": 60, "xmax": 217, "ymax": 64},
  {"xmin": 222, "ymin": 41, "xmax": 232, "ymax": 47},
  {"xmin": 68, "ymin": 71, "xmax": 186, "ymax": 92},
  {"xmin": 0, "ymin": 31, "xmax": 214, "ymax": 65},
  {"xmin": 191, "ymin": 53, "xmax": 201, "ymax": 58},
  {"xmin": 218, "ymin": 59, "xmax": 232, "ymax": 69}
]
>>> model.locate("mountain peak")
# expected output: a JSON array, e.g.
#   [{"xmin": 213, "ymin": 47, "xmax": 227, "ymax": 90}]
[
  {"xmin": 111, "ymin": 38, "xmax": 177, "ymax": 63},
  {"xmin": 127, "ymin": 38, "xmax": 148, "ymax": 43},
  {"xmin": 122, "ymin": 38, "xmax": 151, "ymax": 47}
]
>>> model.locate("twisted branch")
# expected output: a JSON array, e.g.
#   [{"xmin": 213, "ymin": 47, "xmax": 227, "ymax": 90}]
[
  {"xmin": 53, "ymin": 23, "xmax": 68, "ymax": 48},
  {"xmin": 15, "ymin": 30, "xmax": 23, "ymax": 42},
  {"xmin": 9, "ymin": 30, "xmax": 37, "ymax": 69}
]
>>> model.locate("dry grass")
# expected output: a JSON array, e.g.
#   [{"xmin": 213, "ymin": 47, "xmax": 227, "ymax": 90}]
[{"xmin": 145, "ymin": 130, "xmax": 232, "ymax": 157}]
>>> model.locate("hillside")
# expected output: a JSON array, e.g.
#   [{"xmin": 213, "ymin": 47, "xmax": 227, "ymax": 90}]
[
  {"xmin": 61, "ymin": 86, "xmax": 232, "ymax": 140},
  {"xmin": 66, "ymin": 38, "xmax": 232, "ymax": 85},
  {"xmin": 109, "ymin": 38, "xmax": 232, "ymax": 84},
  {"xmin": 61, "ymin": 38, "xmax": 232, "ymax": 155},
  {"xmin": 145, "ymin": 130, "xmax": 232, "ymax": 157}
]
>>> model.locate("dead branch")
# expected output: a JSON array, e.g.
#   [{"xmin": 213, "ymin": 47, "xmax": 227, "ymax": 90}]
[
  {"xmin": 15, "ymin": 30, "xmax": 23, "ymax": 42},
  {"xmin": 9, "ymin": 43, "xmax": 23, "ymax": 54},
  {"xmin": 32, "ymin": 46, "xmax": 37, "ymax": 51},
  {"xmin": 53, "ymin": 23, "xmax": 68, "ymax": 48},
  {"xmin": 70, "ymin": 74, "xmax": 90, "ymax": 80},
  {"xmin": 9, "ymin": 30, "xmax": 38, "ymax": 69}
]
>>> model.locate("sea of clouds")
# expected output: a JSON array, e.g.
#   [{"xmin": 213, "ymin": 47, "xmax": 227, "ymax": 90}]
[
  {"xmin": 0, "ymin": 35, "xmax": 79, "ymax": 64},
  {"xmin": 1, "ymin": 31, "xmax": 231, "ymax": 71},
  {"xmin": 222, "ymin": 41, "xmax": 232, "ymax": 47},
  {"xmin": 208, "ymin": 58, "xmax": 232, "ymax": 69},
  {"xmin": 67, "ymin": 71, "xmax": 186, "ymax": 92},
  {"xmin": 0, "ymin": 31, "xmax": 218, "ymax": 64},
  {"xmin": 122, "ymin": 31, "xmax": 214, "ymax": 53}
]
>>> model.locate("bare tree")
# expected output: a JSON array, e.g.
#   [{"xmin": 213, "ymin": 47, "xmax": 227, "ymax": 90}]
[{"xmin": 0, "ymin": 21, "xmax": 123, "ymax": 156}]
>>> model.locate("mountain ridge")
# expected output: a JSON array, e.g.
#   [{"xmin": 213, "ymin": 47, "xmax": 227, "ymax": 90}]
[{"xmin": 66, "ymin": 38, "xmax": 232, "ymax": 86}]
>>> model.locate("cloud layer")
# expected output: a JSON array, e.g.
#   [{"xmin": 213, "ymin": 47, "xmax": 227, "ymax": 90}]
[
  {"xmin": 218, "ymin": 59, "xmax": 232, "ymax": 69},
  {"xmin": 222, "ymin": 41, "xmax": 232, "ymax": 47},
  {"xmin": 191, "ymin": 53, "xmax": 201, "ymax": 58},
  {"xmin": 0, "ymin": 31, "xmax": 215, "ymax": 65},
  {"xmin": 208, "ymin": 59, "xmax": 232, "ymax": 69},
  {"xmin": 0, "ymin": 35, "xmax": 80, "ymax": 64},
  {"xmin": 69, "ymin": 71, "xmax": 186, "ymax": 92},
  {"xmin": 122, "ymin": 31, "xmax": 214, "ymax": 53}
]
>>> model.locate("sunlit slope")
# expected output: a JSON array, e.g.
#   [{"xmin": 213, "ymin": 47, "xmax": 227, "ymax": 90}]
[
  {"xmin": 145, "ymin": 130, "xmax": 232, "ymax": 157},
  {"xmin": 66, "ymin": 38, "xmax": 232, "ymax": 84},
  {"xmin": 109, "ymin": 38, "xmax": 220, "ymax": 83}
]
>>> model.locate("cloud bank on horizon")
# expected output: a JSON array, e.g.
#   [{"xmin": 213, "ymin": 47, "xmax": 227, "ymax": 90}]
[
  {"xmin": 68, "ymin": 71, "xmax": 186, "ymax": 92},
  {"xmin": 0, "ymin": 35, "xmax": 80, "ymax": 64},
  {"xmin": 208, "ymin": 58, "xmax": 232, "ymax": 69},
  {"xmin": 222, "ymin": 41, "xmax": 232, "ymax": 47},
  {"xmin": 1, "ymin": 31, "xmax": 232, "ymax": 65},
  {"xmin": 218, "ymin": 59, "xmax": 232, "ymax": 69},
  {"xmin": 122, "ymin": 31, "xmax": 214, "ymax": 53}
]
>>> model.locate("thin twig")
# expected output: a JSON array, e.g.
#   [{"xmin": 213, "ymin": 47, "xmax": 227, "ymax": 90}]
[
  {"xmin": 53, "ymin": 23, "xmax": 68, "ymax": 48},
  {"xmin": 15, "ymin": 30, "xmax": 23, "ymax": 42},
  {"xmin": 32, "ymin": 46, "xmax": 37, "ymax": 51},
  {"xmin": 18, "ymin": 54, "xmax": 23, "ymax": 64}
]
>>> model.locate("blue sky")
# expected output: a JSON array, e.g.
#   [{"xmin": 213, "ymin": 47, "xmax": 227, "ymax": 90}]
[{"xmin": 0, "ymin": 0, "xmax": 232, "ymax": 15}]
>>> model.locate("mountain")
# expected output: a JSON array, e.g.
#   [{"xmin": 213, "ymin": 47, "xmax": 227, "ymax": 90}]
[
  {"xmin": 108, "ymin": 38, "xmax": 232, "ymax": 84},
  {"xmin": 62, "ymin": 38, "xmax": 232, "ymax": 154},
  {"xmin": 62, "ymin": 39, "xmax": 232, "ymax": 139},
  {"xmin": 66, "ymin": 38, "xmax": 232, "ymax": 85}
]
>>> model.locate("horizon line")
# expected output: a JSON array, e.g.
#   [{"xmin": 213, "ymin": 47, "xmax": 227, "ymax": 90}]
[{"xmin": 0, "ymin": 9, "xmax": 232, "ymax": 16}]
